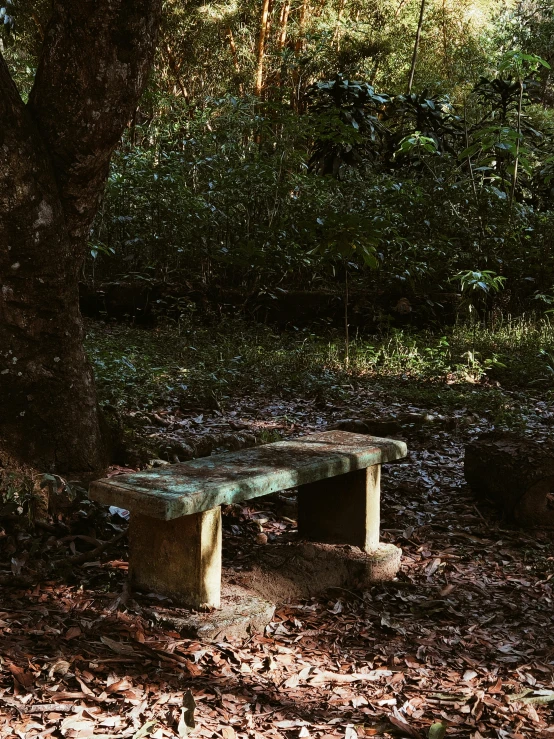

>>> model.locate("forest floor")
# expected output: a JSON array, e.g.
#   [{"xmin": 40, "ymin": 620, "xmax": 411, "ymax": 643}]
[{"xmin": 0, "ymin": 319, "xmax": 553, "ymax": 739}]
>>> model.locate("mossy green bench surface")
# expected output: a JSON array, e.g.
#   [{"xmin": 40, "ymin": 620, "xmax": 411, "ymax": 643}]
[{"xmin": 89, "ymin": 430, "xmax": 407, "ymax": 520}]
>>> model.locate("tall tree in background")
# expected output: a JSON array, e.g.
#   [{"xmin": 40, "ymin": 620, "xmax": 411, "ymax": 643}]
[
  {"xmin": 255, "ymin": 0, "xmax": 273, "ymax": 95},
  {"xmin": 0, "ymin": 1, "xmax": 162, "ymax": 475},
  {"xmin": 407, "ymin": 0, "xmax": 426, "ymax": 93}
]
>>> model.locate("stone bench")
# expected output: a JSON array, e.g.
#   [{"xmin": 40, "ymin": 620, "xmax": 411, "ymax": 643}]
[{"xmin": 89, "ymin": 430, "xmax": 407, "ymax": 609}]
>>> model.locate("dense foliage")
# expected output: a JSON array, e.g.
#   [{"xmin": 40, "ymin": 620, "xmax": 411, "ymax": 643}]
[{"xmin": 3, "ymin": 0, "xmax": 554, "ymax": 326}]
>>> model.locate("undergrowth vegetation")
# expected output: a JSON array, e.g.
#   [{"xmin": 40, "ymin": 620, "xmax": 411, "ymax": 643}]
[
  {"xmin": 74, "ymin": 4, "xmax": 554, "ymax": 321},
  {"xmin": 87, "ymin": 315, "xmax": 554, "ymax": 424}
]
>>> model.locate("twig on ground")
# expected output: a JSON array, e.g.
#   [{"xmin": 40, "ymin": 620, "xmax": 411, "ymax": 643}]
[
  {"xmin": 70, "ymin": 530, "xmax": 127, "ymax": 565},
  {"xmin": 22, "ymin": 704, "xmax": 78, "ymax": 714}
]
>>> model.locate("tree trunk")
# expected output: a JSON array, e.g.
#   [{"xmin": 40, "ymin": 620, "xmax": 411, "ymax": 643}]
[
  {"xmin": 275, "ymin": 0, "xmax": 291, "ymax": 89},
  {"xmin": 277, "ymin": 0, "xmax": 291, "ymax": 50},
  {"xmin": 464, "ymin": 432, "xmax": 554, "ymax": 527},
  {"xmin": 164, "ymin": 42, "xmax": 189, "ymax": 99},
  {"xmin": 0, "ymin": 1, "xmax": 161, "ymax": 476},
  {"xmin": 291, "ymin": 0, "xmax": 309, "ymax": 111},
  {"xmin": 255, "ymin": 0, "xmax": 273, "ymax": 96},
  {"xmin": 407, "ymin": 0, "xmax": 426, "ymax": 94},
  {"xmin": 441, "ymin": 0, "xmax": 450, "ymax": 80},
  {"xmin": 226, "ymin": 27, "xmax": 244, "ymax": 95},
  {"xmin": 333, "ymin": 0, "xmax": 346, "ymax": 50}
]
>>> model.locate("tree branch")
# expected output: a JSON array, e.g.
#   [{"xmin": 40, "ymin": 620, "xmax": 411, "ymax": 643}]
[
  {"xmin": 0, "ymin": 48, "xmax": 66, "ymax": 285},
  {"xmin": 0, "ymin": 49, "xmax": 25, "ymax": 119}
]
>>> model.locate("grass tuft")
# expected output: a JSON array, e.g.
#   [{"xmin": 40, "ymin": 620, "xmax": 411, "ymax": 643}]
[{"xmin": 85, "ymin": 315, "xmax": 554, "ymax": 420}]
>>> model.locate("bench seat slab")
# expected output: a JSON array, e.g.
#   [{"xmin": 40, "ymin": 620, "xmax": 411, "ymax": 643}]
[
  {"xmin": 89, "ymin": 431, "xmax": 406, "ymax": 520},
  {"xmin": 298, "ymin": 465, "xmax": 380, "ymax": 552},
  {"xmin": 129, "ymin": 507, "xmax": 222, "ymax": 609}
]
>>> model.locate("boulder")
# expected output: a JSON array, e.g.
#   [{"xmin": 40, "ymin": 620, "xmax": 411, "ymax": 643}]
[{"xmin": 464, "ymin": 431, "xmax": 554, "ymax": 527}]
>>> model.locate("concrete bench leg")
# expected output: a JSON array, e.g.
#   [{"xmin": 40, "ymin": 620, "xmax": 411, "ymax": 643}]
[
  {"xmin": 298, "ymin": 465, "xmax": 380, "ymax": 551},
  {"xmin": 128, "ymin": 507, "xmax": 222, "ymax": 609},
  {"xmin": 297, "ymin": 465, "xmax": 400, "ymax": 580}
]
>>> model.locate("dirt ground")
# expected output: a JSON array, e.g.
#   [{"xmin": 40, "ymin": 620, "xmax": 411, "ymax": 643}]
[{"xmin": 0, "ymin": 388, "xmax": 553, "ymax": 739}]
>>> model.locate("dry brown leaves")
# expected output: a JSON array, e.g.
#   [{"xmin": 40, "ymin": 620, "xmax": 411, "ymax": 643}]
[{"xmin": 0, "ymin": 389, "xmax": 553, "ymax": 738}]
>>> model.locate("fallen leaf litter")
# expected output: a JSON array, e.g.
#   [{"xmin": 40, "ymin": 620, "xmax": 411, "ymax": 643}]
[{"xmin": 0, "ymin": 387, "xmax": 553, "ymax": 738}]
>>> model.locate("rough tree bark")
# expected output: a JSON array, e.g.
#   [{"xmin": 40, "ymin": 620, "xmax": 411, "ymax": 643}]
[{"xmin": 0, "ymin": 1, "xmax": 162, "ymax": 476}]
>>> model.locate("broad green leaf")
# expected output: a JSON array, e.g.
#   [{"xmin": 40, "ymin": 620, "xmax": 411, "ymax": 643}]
[
  {"xmin": 459, "ymin": 144, "xmax": 481, "ymax": 159},
  {"xmin": 428, "ymin": 722, "xmax": 447, "ymax": 739}
]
